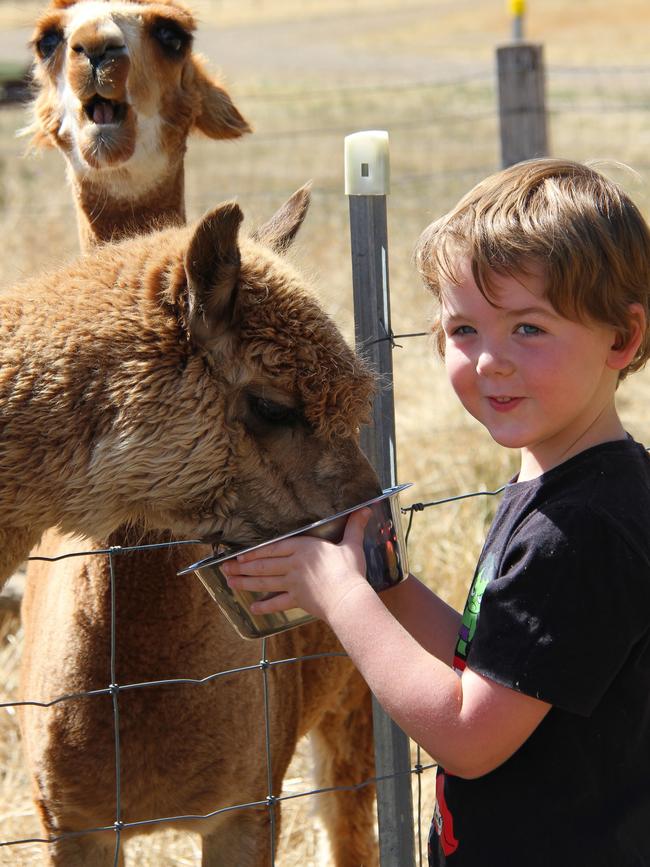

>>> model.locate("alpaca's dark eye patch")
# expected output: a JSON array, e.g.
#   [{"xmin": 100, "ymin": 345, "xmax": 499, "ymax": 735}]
[
  {"xmin": 248, "ymin": 395, "xmax": 300, "ymax": 427},
  {"xmin": 36, "ymin": 28, "xmax": 63, "ymax": 60},
  {"xmin": 151, "ymin": 19, "xmax": 191, "ymax": 57}
]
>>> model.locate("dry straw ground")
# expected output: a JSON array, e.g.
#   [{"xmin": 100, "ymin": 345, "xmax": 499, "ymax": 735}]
[{"xmin": 1, "ymin": 0, "xmax": 650, "ymax": 863}]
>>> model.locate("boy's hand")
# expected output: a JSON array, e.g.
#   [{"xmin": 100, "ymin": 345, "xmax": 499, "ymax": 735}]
[{"xmin": 220, "ymin": 508, "xmax": 372, "ymax": 622}]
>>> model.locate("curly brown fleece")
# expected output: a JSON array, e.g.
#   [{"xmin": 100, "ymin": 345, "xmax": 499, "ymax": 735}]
[{"xmin": 0, "ymin": 197, "xmax": 377, "ymax": 586}]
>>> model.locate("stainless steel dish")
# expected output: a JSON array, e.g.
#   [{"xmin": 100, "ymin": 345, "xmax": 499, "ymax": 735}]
[{"xmin": 178, "ymin": 483, "xmax": 413, "ymax": 639}]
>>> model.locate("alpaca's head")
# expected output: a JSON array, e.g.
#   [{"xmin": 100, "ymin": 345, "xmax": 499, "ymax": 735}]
[
  {"xmin": 0, "ymin": 184, "xmax": 379, "ymax": 546},
  {"xmin": 27, "ymin": 0, "xmax": 250, "ymax": 194},
  {"xmin": 152, "ymin": 183, "xmax": 381, "ymax": 544}
]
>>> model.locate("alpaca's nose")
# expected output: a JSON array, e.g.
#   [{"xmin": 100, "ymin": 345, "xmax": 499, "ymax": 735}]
[
  {"xmin": 70, "ymin": 20, "xmax": 127, "ymax": 70},
  {"xmin": 72, "ymin": 41, "xmax": 127, "ymax": 70}
]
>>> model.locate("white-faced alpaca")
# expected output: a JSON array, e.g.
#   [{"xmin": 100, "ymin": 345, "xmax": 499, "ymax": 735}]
[
  {"xmin": 26, "ymin": 0, "xmax": 250, "ymax": 248},
  {"xmin": 16, "ymin": 191, "xmax": 381, "ymax": 867}
]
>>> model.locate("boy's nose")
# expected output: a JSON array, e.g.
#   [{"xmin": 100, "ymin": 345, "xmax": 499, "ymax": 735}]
[{"xmin": 476, "ymin": 347, "xmax": 514, "ymax": 377}]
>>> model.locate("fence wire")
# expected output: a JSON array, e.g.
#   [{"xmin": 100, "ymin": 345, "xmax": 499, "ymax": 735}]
[{"xmin": 2, "ymin": 65, "xmax": 650, "ymax": 218}]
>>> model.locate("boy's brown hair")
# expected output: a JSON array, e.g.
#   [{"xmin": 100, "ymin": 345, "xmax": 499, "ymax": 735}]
[{"xmin": 416, "ymin": 158, "xmax": 650, "ymax": 377}]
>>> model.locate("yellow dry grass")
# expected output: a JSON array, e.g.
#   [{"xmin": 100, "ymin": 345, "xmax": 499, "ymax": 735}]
[{"xmin": 0, "ymin": 0, "xmax": 650, "ymax": 863}]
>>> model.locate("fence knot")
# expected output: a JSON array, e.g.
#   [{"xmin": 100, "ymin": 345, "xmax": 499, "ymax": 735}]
[
  {"xmin": 259, "ymin": 658, "xmax": 270, "ymax": 671},
  {"xmin": 266, "ymin": 795, "xmax": 278, "ymax": 808},
  {"xmin": 368, "ymin": 321, "xmax": 429, "ymax": 349},
  {"xmin": 383, "ymin": 321, "xmax": 400, "ymax": 349},
  {"xmin": 365, "ymin": 320, "xmax": 400, "ymax": 349},
  {"xmin": 414, "ymin": 762, "xmax": 424, "ymax": 775},
  {"xmin": 108, "ymin": 682, "xmax": 120, "ymax": 696},
  {"xmin": 409, "ymin": 502, "xmax": 426, "ymax": 513},
  {"xmin": 113, "ymin": 820, "xmax": 125, "ymax": 832}
]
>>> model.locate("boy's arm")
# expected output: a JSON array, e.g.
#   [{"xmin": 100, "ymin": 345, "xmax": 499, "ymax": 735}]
[
  {"xmin": 324, "ymin": 578, "xmax": 550, "ymax": 779},
  {"xmin": 378, "ymin": 575, "xmax": 462, "ymax": 667},
  {"xmin": 222, "ymin": 509, "xmax": 550, "ymax": 779}
]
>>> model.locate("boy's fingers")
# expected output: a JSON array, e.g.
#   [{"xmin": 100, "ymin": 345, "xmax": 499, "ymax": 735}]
[
  {"xmin": 343, "ymin": 507, "xmax": 372, "ymax": 545},
  {"xmin": 226, "ymin": 574, "xmax": 287, "ymax": 593},
  {"xmin": 236, "ymin": 538, "xmax": 298, "ymax": 563},
  {"xmin": 249, "ymin": 592, "xmax": 294, "ymax": 615},
  {"xmin": 222, "ymin": 556, "xmax": 289, "ymax": 577}
]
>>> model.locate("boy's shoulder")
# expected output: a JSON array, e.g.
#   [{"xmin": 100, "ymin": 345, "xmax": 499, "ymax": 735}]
[
  {"xmin": 530, "ymin": 437, "xmax": 649, "ymax": 505},
  {"xmin": 558, "ymin": 437, "xmax": 650, "ymax": 509},
  {"xmin": 508, "ymin": 438, "xmax": 650, "ymax": 563}
]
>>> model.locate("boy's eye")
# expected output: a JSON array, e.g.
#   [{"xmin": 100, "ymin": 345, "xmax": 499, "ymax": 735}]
[
  {"xmin": 451, "ymin": 324, "xmax": 476, "ymax": 336},
  {"xmin": 516, "ymin": 323, "xmax": 543, "ymax": 336}
]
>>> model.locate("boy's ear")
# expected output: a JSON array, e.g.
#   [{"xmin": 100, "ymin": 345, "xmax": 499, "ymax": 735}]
[{"xmin": 607, "ymin": 302, "xmax": 646, "ymax": 371}]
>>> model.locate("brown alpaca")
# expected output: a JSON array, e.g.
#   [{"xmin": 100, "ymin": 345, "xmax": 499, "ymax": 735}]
[
  {"xmin": 21, "ymin": 4, "xmax": 378, "ymax": 864},
  {"xmin": 25, "ymin": 0, "xmax": 250, "ymax": 248},
  {"xmin": 16, "ymin": 190, "xmax": 381, "ymax": 866}
]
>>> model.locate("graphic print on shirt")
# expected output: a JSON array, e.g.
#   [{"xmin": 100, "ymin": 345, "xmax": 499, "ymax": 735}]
[
  {"xmin": 431, "ymin": 771, "xmax": 459, "ymax": 856},
  {"xmin": 453, "ymin": 552, "xmax": 496, "ymax": 672},
  {"xmin": 433, "ymin": 552, "xmax": 497, "ymax": 859}
]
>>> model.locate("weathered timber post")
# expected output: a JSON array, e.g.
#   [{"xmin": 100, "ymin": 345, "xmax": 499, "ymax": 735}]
[
  {"xmin": 497, "ymin": 41, "xmax": 549, "ymax": 167},
  {"xmin": 345, "ymin": 129, "xmax": 416, "ymax": 867}
]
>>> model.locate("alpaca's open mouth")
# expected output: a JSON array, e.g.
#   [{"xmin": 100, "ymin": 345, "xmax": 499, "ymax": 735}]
[
  {"xmin": 200, "ymin": 531, "xmax": 237, "ymax": 556},
  {"xmin": 84, "ymin": 96, "xmax": 128, "ymax": 126},
  {"xmin": 212, "ymin": 541, "xmax": 239, "ymax": 557}
]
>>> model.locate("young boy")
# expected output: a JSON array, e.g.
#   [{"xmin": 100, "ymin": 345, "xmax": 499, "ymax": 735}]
[{"xmin": 222, "ymin": 159, "xmax": 650, "ymax": 866}]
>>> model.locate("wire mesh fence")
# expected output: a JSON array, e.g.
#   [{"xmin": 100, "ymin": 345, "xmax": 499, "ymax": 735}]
[{"xmin": 0, "ymin": 479, "xmax": 510, "ymax": 865}]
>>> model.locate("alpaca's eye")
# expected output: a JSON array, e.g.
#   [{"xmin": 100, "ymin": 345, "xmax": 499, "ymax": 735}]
[
  {"xmin": 248, "ymin": 395, "xmax": 300, "ymax": 428},
  {"xmin": 36, "ymin": 28, "xmax": 63, "ymax": 59},
  {"xmin": 152, "ymin": 21, "xmax": 190, "ymax": 57}
]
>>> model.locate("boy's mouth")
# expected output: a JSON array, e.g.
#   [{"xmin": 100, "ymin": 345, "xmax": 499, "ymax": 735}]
[{"xmin": 487, "ymin": 395, "xmax": 523, "ymax": 411}]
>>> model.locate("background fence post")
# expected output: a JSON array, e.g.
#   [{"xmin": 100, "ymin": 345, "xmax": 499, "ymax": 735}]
[
  {"xmin": 496, "ymin": 42, "xmax": 549, "ymax": 167},
  {"xmin": 345, "ymin": 130, "xmax": 416, "ymax": 867},
  {"xmin": 509, "ymin": 0, "xmax": 525, "ymax": 41}
]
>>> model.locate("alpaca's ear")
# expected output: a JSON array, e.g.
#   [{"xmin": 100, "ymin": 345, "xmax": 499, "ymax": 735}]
[
  {"xmin": 185, "ymin": 202, "xmax": 243, "ymax": 343},
  {"xmin": 252, "ymin": 183, "xmax": 312, "ymax": 254},
  {"xmin": 188, "ymin": 56, "xmax": 251, "ymax": 140}
]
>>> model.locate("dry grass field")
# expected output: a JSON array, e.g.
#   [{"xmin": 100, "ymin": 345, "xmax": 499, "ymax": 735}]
[{"xmin": 1, "ymin": 0, "xmax": 650, "ymax": 863}]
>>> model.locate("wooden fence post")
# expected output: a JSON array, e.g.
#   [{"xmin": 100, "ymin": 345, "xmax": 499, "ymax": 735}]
[
  {"xmin": 345, "ymin": 130, "xmax": 416, "ymax": 867},
  {"xmin": 496, "ymin": 42, "xmax": 549, "ymax": 167}
]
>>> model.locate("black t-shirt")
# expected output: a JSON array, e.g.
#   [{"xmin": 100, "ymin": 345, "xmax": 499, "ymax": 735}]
[{"xmin": 429, "ymin": 438, "xmax": 650, "ymax": 867}]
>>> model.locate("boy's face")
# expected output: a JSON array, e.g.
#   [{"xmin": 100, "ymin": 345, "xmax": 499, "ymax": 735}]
[{"xmin": 439, "ymin": 259, "xmax": 622, "ymax": 479}]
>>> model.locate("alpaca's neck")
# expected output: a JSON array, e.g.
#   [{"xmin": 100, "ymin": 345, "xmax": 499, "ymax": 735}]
[{"xmin": 72, "ymin": 161, "xmax": 187, "ymax": 250}]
